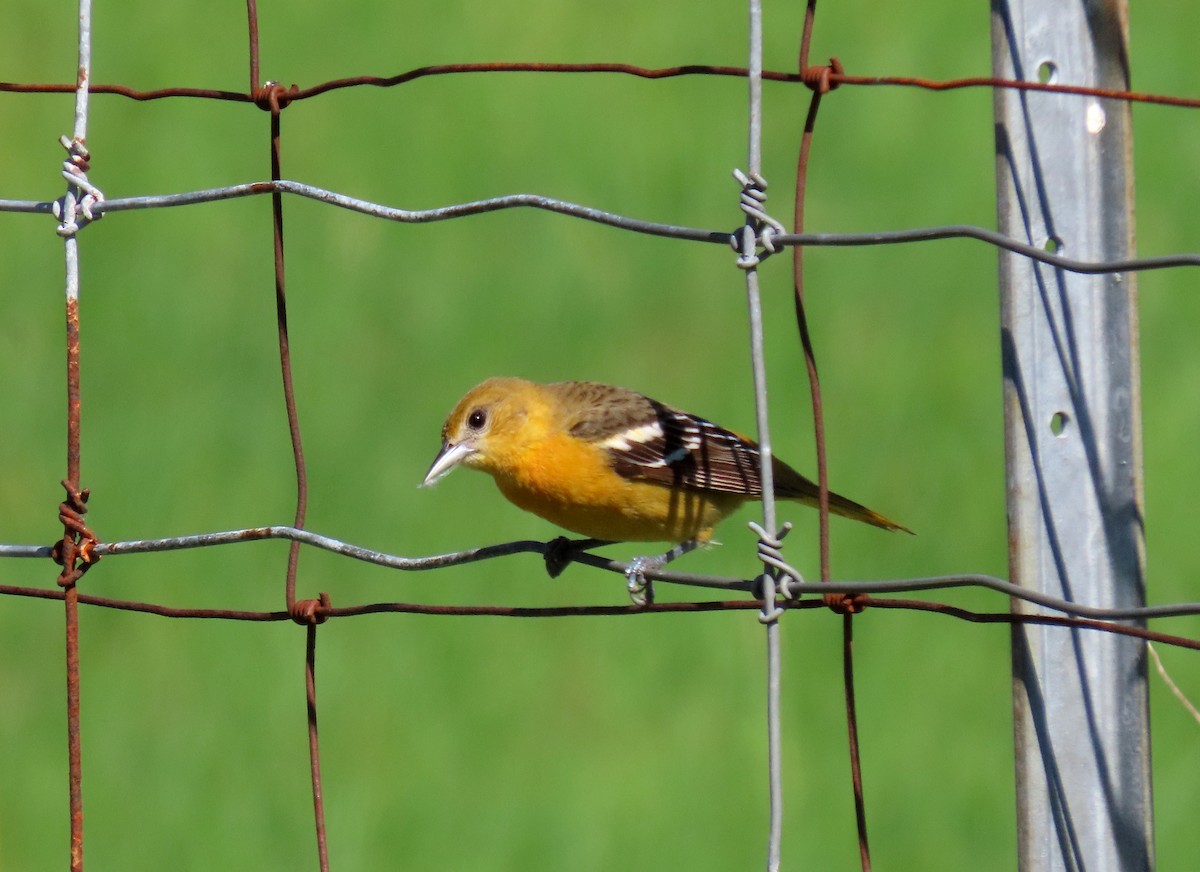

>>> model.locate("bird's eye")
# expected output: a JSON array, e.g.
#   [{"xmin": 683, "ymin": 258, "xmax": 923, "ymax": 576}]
[{"xmin": 467, "ymin": 408, "xmax": 487, "ymax": 430}]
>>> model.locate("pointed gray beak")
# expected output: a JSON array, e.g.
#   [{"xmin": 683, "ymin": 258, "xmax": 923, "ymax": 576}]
[{"xmin": 421, "ymin": 440, "xmax": 477, "ymax": 487}]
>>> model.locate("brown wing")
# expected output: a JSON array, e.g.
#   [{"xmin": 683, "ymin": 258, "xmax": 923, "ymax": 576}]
[
  {"xmin": 550, "ymin": 381, "xmax": 911, "ymax": 532},
  {"xmin": 552, "ymin": 381, "xmax": 766, "ymax": 496},
  {"xmin": 618, "ymin": 404, "xmax": 766, "ymax": 495},
  {"xmin": 548, "ymin": 381, "xmax": 657, "ymax": 442}
]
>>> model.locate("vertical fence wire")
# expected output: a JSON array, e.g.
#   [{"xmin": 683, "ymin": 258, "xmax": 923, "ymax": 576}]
[
  {"xmin": 790, "ymin": 5, "xmax": 873, "ymax": 868},
  {"xmin": 242, "ymin": 2, "xmax": 330, "ymax": 864},
  {"xmin": 792, "ymin": 1, "xmax": 833, "ymax": 586},
  {"xmin": 739, "ymin": 2, "xmax": 784, "ymax": 870},
  {"xmin": 58, "ymin": 2, "xmax": 95, "ymax": 869},
  {"xmin": 305, "ymin": 616, "xmax": 331, "ymax": 872}
]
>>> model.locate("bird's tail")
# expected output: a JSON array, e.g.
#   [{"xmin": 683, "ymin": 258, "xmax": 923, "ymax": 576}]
[{"xmin": 772, "ymin": 459, "xmax": 913, "ymax": 534}]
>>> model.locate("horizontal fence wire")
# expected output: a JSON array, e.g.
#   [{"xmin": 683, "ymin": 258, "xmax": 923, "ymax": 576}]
[
  {"xmin": 3, "ymin": 183, "xmax": 1200, "ymax": 272},
  {"xmin": 6, "ymin": 61, "xmax": 1200, "ymax": 107},
  {"xmin": 4, "ymin": 531, "xmax": 1200, "ymax": 622},
  {"xmin": 2, "ymin": 0, "xmax": 1199, "ymax": 870}
]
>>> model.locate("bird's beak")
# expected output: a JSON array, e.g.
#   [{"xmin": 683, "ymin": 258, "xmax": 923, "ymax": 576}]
[{"xmin": 421, "ymin": 440, "xmax": 476, "ymax": 487}]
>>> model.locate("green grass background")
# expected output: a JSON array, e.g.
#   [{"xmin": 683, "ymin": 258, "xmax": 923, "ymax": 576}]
[{"xmin": 2, "ymin": 1, "xmax": 1197, "ymax": 869}]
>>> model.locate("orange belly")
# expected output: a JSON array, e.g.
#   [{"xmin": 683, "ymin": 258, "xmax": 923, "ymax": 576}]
[{"xmin": 489, "ymin": 432, "xmax": 744, "ymax": 542}]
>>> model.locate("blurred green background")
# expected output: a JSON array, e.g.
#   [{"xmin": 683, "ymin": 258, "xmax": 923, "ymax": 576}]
[{"xmin": 1, "ymin": 1, "xmax": 1197, "ymax": 869}]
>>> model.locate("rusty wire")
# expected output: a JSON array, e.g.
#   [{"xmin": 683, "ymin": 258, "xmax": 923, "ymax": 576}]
[
  {"xmin": 244, "ymin": 2, "xmax": 324, "ymax": 865},
  {"xmin": 5, "ymin": 60, "xmax": 1200, "ymax": 109},
  {"xmin": 787, "ymin": 2, "xmax": 877, "ymax": 865},
  {"xmin": 2, "ymin": 1, "xmax": 1200, "ymax": 870},
  {"xmin": 2, "ymin": 581, "xmax": 1197, "ymax": 653}
]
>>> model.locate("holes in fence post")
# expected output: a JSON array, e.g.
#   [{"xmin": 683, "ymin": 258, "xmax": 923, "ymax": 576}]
[
  {"xmin": 1050, "ymin": 411, "xmax": 1070, "ymax": 437},
  {"xmin": 1037, "ymin": 61, "xmax": 1058, "ymax": 85},
  {"xmin": 1044, "ymin": 236, "xmax": 1063, "ymax": 254}
]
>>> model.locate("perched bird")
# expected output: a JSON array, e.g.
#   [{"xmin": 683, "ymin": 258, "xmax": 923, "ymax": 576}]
[{"xmin": 423, "ymin": 378, "xmax": 910, "ymax": 562}]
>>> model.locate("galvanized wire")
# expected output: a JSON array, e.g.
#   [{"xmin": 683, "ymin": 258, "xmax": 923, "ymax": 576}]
[
  {"xmin": 6, "ymin": 187, "xmax": 1200, "ymax": 274},
  {"xmin": 735, "ymin": 3, "xmax": 787, "ymax": 869}
]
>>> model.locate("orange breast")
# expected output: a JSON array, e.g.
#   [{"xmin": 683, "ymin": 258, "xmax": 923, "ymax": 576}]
[{"xmin": 490, "ymin": 431, "xmax": 743, "ymax": 542}]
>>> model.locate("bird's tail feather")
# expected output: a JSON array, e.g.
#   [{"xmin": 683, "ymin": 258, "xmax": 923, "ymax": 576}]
[{"xmin": 772, "ymin": 461, "xmax": 913, "ymax": 534}]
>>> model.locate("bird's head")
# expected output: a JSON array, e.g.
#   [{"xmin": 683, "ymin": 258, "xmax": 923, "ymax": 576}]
[{"xmin": 421, "ymin": 377, "xmax": 537, "ymax": 487}]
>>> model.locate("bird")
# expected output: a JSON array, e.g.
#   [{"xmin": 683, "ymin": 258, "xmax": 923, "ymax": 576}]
[{"xmin": 422, "ymin": 378, "xmax": 910, "ymax": 584}]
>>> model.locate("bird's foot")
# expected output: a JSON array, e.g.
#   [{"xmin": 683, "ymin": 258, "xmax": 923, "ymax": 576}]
[
  {"xmin": 623, "ymin": 539, "xmax": 704, "ymax": 606},
  {"xmin": 625, "ymin": 555, "xmax": 661, "ymax": 606}
]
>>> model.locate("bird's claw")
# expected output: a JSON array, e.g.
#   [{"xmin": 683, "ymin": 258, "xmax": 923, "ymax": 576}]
[{"xmin": 625, "ymin": 556, "xmax": 659, "ymax": 606}]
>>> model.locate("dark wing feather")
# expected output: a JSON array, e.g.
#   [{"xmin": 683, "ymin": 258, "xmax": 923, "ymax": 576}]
[
  {"xmin": 557, "ymin": 382, "xmax": 766, "ymax": 496},
  {"xmin": 634, "ymin": 406, "xmax": 765, "ymax": 495},
  {"xmin": 547, "ymin": 381, "xmax": 911, "ymax": 532}
]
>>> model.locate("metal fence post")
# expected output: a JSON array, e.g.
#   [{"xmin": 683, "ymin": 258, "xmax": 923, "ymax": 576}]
[{"xmin": 992, "ymin": 2, "xmax": 1153, "ymax": 870}]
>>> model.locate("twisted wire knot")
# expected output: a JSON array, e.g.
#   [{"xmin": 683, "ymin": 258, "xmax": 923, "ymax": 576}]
[
  {"xmin": 252, "ymin": 80, "xmax": 298, "ymax": 113},
  {"xmin": 749, "ymin": 520, "xmax": 799, "ymax": 623},
  {"xmin": 823, "ymin": 591, "xmax": 870, "ymax": 615},
  {"xmin": 800, "ymin": 56, "xmax": 845, "ymax": 95},
  {"xmin": 731, "ymin": 169, "xmax": 787, "ymax": 269},
  {"xmin": 51, "ymin": 480, "xmax": 100, "ymax": 586},
  {"xmin": 749, "ymin": 520, "xmax": 804, "ymax": 601},
  {"xmin": 291, "ymin": 591, "xmax": 332, "ymax": 625},
  {"xmin": 54, "ymin": 136, "xmax": 105, "ymax": 237}
]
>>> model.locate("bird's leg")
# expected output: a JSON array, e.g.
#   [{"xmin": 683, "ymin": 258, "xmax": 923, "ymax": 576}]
[
  {"xmin": 625, "ymin": 539, "xmax": 702, "ymax": 606},
  {"xmin": 543, "ymin": 536, "xmax": 613, "ymax": 579}
]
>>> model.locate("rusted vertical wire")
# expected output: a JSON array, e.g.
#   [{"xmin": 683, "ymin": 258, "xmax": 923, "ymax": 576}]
[
  {"xmin": 793, "ymin": 3, "xmax": 872, "ymax": 869},
  {"xmin": 61, "ymin": 379, "xmax": 85, "ymax": 872},
  {"xmin": 246, "ymin": 7, "xmax": 308, "ymax": 617},
  {"xmin": 58, "ymin": 2, "xmax": 96, "ymax": 869},
  {"xmin": 246, "ymin": 0, "xmax": 260, "ymax": 93},
  {"xmin": 290, "ymin": 594, "xmax": 333, "ymax": 872},
  {"xmin": 841, "ymin": 613, "xmax": 870, "ymax": 871},
  {"xmin": 246, "ymin": 3, "xmax": 324, "ymax": 867},
  {"xmin": 798, "ymin": 0, "xmax": 817, "ymax": 72},
  {"xmin": 792, "ymin": 10, "xmax": 832, "ymax": 584},
  {"xmin": 268, "ymin": 101, "xmax": 309, "ymax": 615},
  {"xmin": 306, "ymin": 616, "xmax": 331, "ymax": 871},
  {"xmin": 62, "ymin": 299, "xmax": 85, "ymax": 872}
]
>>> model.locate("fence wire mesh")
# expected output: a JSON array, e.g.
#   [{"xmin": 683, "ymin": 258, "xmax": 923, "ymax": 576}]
[{"xmin": 1, "ymin": 1, "xmax": 1198, "ymax": 870}]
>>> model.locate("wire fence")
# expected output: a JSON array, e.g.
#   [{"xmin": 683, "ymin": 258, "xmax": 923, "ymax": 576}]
[{"xmin": 2, "ymin": 1, "xmax": 1198, "ymax": 870}]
